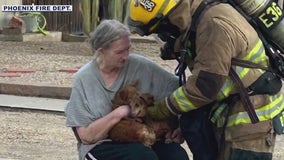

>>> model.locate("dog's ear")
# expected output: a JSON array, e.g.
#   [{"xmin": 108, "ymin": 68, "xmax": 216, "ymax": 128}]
[
  {"xmin": 131, "ymin": 80, "xmax": 139, "ymax": 88},
  {"xmin": 140, "ymin": 93, "xmax": 154, "ymax": 106},
  {"xmin": 116, "ymin": 89, "xmax": 129, "ymax": 103},
  {"xmin": 112, "ymin": 81, "xmax": 140, "ymax": 107},
  {"xmin": 112, "ymin": 87, "xmax": 130, "ymax": 108}
]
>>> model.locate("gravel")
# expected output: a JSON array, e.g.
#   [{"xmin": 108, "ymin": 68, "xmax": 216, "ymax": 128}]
[
  {"xmin": 0, "ymin": 41, "xmax": 177, "ymax": 86},
  {"xmin": 0, "ymin": 40, "xmax": 180, "ymax": 160},
  {"xmin": 0, "ymin": 40, "xmax": 283, "ymax": 160},
  {"xmin": 0, "ymin": 108, "xmax": 77, "ymax": 160}
]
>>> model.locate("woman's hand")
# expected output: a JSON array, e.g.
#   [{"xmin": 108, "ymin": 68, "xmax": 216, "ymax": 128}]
[
  {"xmin": 76, "ymin": 105, "xmax": 131, "ymax": 144},
  {"xmin": 113, "ymin": 105, "xmax": 131, "ymax": 120}
]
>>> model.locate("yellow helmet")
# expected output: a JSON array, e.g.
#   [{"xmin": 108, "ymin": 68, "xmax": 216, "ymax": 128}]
[{"xmin": 128, "ymin": 0, "xmax": 179, "ymax": 36}]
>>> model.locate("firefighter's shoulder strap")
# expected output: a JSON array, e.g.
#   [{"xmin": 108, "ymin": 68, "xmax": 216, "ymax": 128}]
[
  {"xmin": 175, "ymin": 0, "xmax": 218, "ymax": 85},
  {"xmin": 186, "ymin": 0, "xmax": 219, "ymax": 57},
  {"xmin": 229, "ymin": 67, "xmax": 259, "ymax": 123},
  {"xmin": 187, "ymin": 0, "xmax": 259, "ymax": 123},
  {"xmin": 226, "ymin": 0, "xmax": 284, "ymax": 79},
  {"xmin": 189, "ymin": 0, "xmax": 284, "ymax": 79}
]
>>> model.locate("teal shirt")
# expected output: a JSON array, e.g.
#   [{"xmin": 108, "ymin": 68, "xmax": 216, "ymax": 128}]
[{"xmin": 65, "ymin": 53, "xmax": 179, "ymax": 160}]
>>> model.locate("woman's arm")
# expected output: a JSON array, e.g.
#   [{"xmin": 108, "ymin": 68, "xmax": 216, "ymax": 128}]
[{"xmin": 76, "ymin": 105, "xmax": 130, "ymax": 144}]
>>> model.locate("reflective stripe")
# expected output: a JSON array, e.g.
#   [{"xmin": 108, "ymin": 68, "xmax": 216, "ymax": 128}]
[
  {"xmin": 242, "ymin": 40, "xmax": 268, "ymax": 67},
  {"xmin": 243, "ymin": 40, "xmax": 263, "ymax": 61},
  {"xmin": 245, "ymin": 40, "xmax": 268, "ymax": 66},
  {"xmin": 217, "ymin": 78, "xmax": 233, "ymax": 100},
  {"xmin": 211, "ymin": 103, "xmax": 227, "ymax": 123},
  {"xmin": 216, "ymin": 39, "xmax": 267, "ymax": 100},
  {"xmin": 254, "ymin": 51, "xmax": 267, "ymax": 65},
  {"xmin": 213, "ymin": 40, "xmax": 274, "ymax": 127},
  {"xmin": 236, "ymin": 66, "xmax": 249, "ymax": 79},
  {"xmin": 217, "ymin": 91, "xmax": 226, "ymax": 100},
  {"xmin": 172, "ymin": 87, "xmax": 196, "ymax": 112},
  {"xmin": 216, "ymin": 94, "xmax": 284, "ymax": 127},
  {"xmin": 174, "ymin": 40, "xmax": 268, "ymax": 113},
  {"xmin": 86, "ymin": 153, "xmax": 97, "ymax": 160}
]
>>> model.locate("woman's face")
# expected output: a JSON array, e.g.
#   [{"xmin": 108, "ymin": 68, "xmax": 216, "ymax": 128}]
[{"xmin": 100, "ymin": 36, "xmax": 131, "ymax": 68}]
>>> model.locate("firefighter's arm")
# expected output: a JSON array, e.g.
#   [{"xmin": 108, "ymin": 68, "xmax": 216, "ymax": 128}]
[
  {"xmin": 147, "ymin": 16, "xmax": 237, "ymax": 119},
  {"xmin": 147, "ymin": 97, "xmax": 180, "ymax": 120},
  {"xmin": 147, "ymin": 71, "xmax": 227, "ymax": 120}
]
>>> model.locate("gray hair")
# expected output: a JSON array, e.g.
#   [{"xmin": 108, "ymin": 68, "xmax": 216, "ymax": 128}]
[{"xmin": 89, "ymin": 19, "xmax": 131, "ymax": 50}]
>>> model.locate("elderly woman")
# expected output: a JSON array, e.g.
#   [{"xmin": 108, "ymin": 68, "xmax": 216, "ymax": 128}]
[{"xmin": 64, "ymin": 19, "xmax": 189, "ymax": 160}]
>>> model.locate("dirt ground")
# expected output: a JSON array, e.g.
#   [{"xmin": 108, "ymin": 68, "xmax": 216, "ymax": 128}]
[
  {"xmin": 1, "ymin": 108, "xmax": 284, "ymax": 160},
  {"xmin": 0, "ymin": 108, "xmax": 77, "ymax": 160},
  {"xmin": 0, "ymin": 40, "xmax": 284, "ymax": 160}
]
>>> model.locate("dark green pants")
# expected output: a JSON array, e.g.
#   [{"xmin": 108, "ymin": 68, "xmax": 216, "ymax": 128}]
[{"xmin": 86, "ymin": 141, "xmax": 190, "ymax": 160}]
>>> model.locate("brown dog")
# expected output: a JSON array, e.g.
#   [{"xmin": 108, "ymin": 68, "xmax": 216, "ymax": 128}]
[{"xmin": 109, "ymin": 80, "xmax": 178, "ymax": 147}]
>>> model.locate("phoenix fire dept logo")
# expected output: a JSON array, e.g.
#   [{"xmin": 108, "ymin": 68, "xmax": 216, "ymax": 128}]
[{"xmin": 139, "ymin": 0, "xmax": 156, "ymax": 12}]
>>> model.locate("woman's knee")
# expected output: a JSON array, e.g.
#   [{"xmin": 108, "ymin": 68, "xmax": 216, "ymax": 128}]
[
  {"xmin": 127, "ymin": 143, "xmax": 158, "ymax": 160},
  {"xmin": 152, "ymin": 141, "xmax": 190, "ymax": 160},
  {"xmin": 89, "ymin": 142, "xmax": 158, "ymax": 160}
]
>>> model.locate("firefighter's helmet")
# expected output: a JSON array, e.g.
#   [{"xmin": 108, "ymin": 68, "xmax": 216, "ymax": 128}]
[{"xmin": 128, "ymin": 0, "xmax": 179, "ymax": 36}]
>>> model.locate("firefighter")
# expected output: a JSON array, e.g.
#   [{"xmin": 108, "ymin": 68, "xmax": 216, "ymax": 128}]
[{"xmin": 128, "ymin": 0, "xmax": 284, "ymax": 160}]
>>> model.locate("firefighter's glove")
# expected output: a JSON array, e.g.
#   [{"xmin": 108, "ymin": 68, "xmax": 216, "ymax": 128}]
[{"xmin": 147, "ymin": 97, "xmax": 179, "ymax": 120}]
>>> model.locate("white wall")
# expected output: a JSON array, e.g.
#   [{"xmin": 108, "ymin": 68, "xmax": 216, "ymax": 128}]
[{"xmin": 0, "ymin": 0, "xmax": 22, "ymax": 30}]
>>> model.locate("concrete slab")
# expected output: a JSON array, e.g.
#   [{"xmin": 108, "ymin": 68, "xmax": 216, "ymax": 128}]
[
  {"xmin": 23, "ymin": 31, "xmax": 62, "ymax": 41},
  {"xmin": 0, "ymin": 82, "xmax": 71, "ymax": 99},
  {"xmin": 130, "ymin": 34, "xmax": 157, "ymax": 43},
  {"xmin": 0, "ymin": 94, "xmax": 68, "ymax": 112},
  {"xmin": 62, "ymin": 33, "xmax": 87, "ymax": 42},
  {"xmin": 0, "ymin": 31, "xmax": 62, "ymax": 41},
  {"xmin": 0, "ymin": 34, "xmax": 22, "ymax": 41},
  {"xmin": 61, "ymin": 33, "xmax": 158, "ymax": 43}
]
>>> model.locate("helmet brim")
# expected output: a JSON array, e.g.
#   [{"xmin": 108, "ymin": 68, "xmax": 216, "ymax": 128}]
[{"xmin": 128, "ymin": 13, "xmax": 164, "ymax": 36}]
